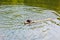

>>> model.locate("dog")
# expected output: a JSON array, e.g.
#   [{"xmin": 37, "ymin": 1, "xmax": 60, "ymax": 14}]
[
  {"xmin": 24, "ymin": 18, "xmax": 52, "ymax": 25},
  {"xmin": 24, "ymin": 20, "xmax": 35, "ymax": 25}
]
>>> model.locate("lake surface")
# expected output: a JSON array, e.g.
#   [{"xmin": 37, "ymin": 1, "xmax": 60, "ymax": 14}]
[{"xmin": 0, "ymin": 5, "xmax": 60, "ymax": 40}]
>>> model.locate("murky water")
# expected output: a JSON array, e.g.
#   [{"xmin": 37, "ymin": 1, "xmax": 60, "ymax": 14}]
[{"xmin": 0, "ymin": 5, "xmax": 60, "ymax": 40}]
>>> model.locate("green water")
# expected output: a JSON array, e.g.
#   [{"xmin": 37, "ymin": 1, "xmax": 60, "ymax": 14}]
[
  {"xmin": 24, "ymin": 0, "xmax": 60, "ymax": 10},
  {"xmin": 0, "ymin": 0, "xmax": 60, "ymax": 10}
]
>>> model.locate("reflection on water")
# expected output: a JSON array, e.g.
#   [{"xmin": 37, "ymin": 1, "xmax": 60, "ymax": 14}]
[{"xmin": 0, "ymin": 5, "xmax": 60, "ymax": 40}]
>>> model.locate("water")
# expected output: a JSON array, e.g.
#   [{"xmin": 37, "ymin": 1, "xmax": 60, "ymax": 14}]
[{"xmin": 0, "ymin": 5, "xmax": 60, "ymax": 40}]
